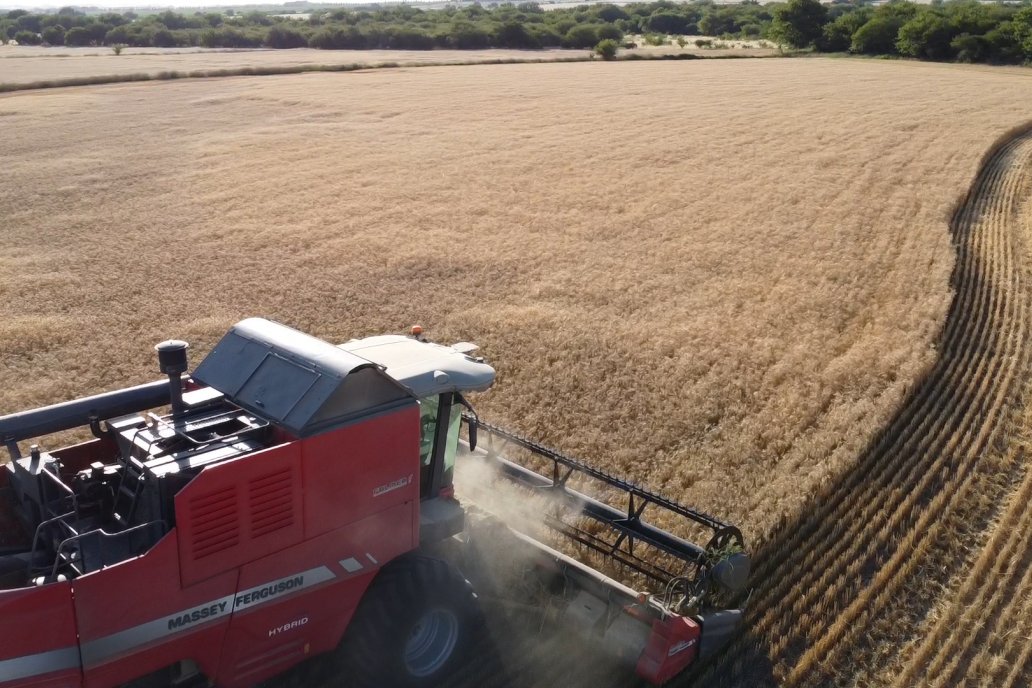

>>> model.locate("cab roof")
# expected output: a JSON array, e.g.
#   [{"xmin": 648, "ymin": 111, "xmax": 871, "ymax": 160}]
[{"xmin": 338, "ymin": 335, "xmax": 495, "ymax": 399}]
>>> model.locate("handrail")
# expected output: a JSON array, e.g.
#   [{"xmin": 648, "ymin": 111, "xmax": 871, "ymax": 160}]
[
  {"xmin": 27, "ymin": 511, "xmax": 76, "ymax": 578},
  {"xmin": 50, "ymin": 520, "xmax": 166, "ymax": 578}
]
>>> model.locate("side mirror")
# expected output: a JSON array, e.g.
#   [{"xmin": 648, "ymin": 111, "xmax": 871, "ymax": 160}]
[{"xmin": 456, "ymin": 393, "xmax": 478, "ymax": 452}]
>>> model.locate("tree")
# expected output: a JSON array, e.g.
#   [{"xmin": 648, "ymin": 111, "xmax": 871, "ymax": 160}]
[
  {"xmin": 98, "ymin": 12, "xmax": 127, "ymax": 27},
  {"xmin": 528, "ymin": 23, "xmax": 562, "ymax": 46},
  {"xmin": 816, "ymin": 8, "xmax": 870, "ymax": 52},
  {"xmin": 243, "ymin": 10, "xmax": 272, "ymax": 26},
  {"xmin": 896, "ymin": 11, "xmax": 954, "ymax": 59},
  {"xmin": 563, "ymin": 23, "xmax": 600, "ymax": 48},
  {"xmin": 449, "ymin": 22, "xmax": 490, "ymax": 48},
  {"xmin": 87, "ymin": 22, "xmax": 111, "ymax": 44},
  {"xmin": 14, "ymin": 29, "xmax": 41, "ymax": 44},
  {"xmin": 595, "ymin": 37, "xmax": 618, "ymax": 59},
  {"xmin": 16, "ymin": 13, "xmax": 42, "ymax": 33},
  {"xmin": 494, "ymin": 20, "xmax": 537, "ymax": 48},
  {"xmin": 386, "ymin": 26, "xmax": 434, "ymax": 49},
  {"xmin": 850, "ymin": 14, "xmax": 906, "ymax": 54},
  {"xmin": 647, "ymin": 10, "xmax": 690, "ymax": 35},
  {"xmin": 945, "ymin": 0, "xmax": 996, "ymax": 38},
  {"xmin": 156, "ymin": 10, "xmax": 189, "ymax": 30},
  {"xmin": 105, "ymin": 25, "xmax": 129, "ymax": 44},
  {"xmin": 949, "ymin": 32, "xmax": 989, "ymax": 62},
  {"xmin": 981, "ymin": 21, "xmax": 1026, "ymax": 63},
  {"xmin": 42, "ymin": 24, "xmax": 65, "ymax": 44},
  {"xmin": 770, "ymin": 0, "xmax": 828, "ymax": 48},
  {"xmin": 699, "ymin": 7, "xmax": 739, "ymax": 37},
  {"xmin": 594, "ymin": 4, "xmax": 629, "ymax": 23},
  {"xmin": 329, "ymin": 25, "xmax": 366, "ymax": 48},
  {"xmin": 265, "ymin": 24, "xmax": 307, "ymax": 48},
  {"xmin": 64, "ymin": 25, "xmax": 91, "ymax": 46},
  {"xmin": 151, "ymin": 27, "xmax": 177, "ymax": 47}
]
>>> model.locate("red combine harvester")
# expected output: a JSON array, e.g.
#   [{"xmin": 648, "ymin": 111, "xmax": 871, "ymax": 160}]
[{"xmin": 0, "ymin": 318, "xmax": 749, "ymax": 688}]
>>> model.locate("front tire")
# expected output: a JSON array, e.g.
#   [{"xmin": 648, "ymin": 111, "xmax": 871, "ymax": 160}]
[{"xmin": 340, "ymin": 554, "xmax": 479, "ymax": 688}]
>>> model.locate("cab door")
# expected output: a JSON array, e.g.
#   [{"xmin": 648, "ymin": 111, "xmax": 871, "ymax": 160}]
[{"xmin": 418, "ymin": 393, "xmax": 462, "ymax": 499}]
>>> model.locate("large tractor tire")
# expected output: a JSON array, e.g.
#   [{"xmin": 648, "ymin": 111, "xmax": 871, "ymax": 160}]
[{"xmin": 339, "ymin": 554, "xmax": 480, "ymax": 688}]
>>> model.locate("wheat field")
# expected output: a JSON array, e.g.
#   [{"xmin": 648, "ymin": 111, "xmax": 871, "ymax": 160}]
[
  {"xmin": 0, "ymin": 45, "xmax": 581, "ymax": 85},
  {"xmin": 0, "ymin": 44, "xmax": 774, "ymax": 87},
  {"xmin": 4, "ymin": 58, "xmax": 1032, "ymax": 686}
]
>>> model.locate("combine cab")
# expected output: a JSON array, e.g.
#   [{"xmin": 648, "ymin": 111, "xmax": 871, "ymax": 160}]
[{"xmin": 0, "ymin": 318, "xmax": 749, "ymax": 687}]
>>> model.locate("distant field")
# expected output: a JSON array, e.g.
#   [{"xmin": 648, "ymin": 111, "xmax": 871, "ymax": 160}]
[
  {"xmin": 0, "ymin": 43, "xmax": 774, "ymax": 86},
  {"xmin": 4, "ymin": 57, "xmax": 1032, "ymax": 686},
  {"xmin": 0, "ymin": 45, "xmax": 581, "ymax": 85}
]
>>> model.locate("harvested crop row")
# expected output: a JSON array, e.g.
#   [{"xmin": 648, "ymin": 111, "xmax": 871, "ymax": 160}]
[
  {"xmin": 890, "ymin": 140, "xmax": 1032, "ymax": 688},
  {"xmin": 690, "ymin": 128, "xmax": 1032, "ymax": 687}
]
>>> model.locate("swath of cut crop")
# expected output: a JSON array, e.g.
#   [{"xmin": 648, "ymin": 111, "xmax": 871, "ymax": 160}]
[
  {"xmin": 889, "ymin": 141, "xmax": 1032, "ymax": 688},
  {"xmin": 688, "ymin": 127, "xmax": 1032, "ymax": 687}
]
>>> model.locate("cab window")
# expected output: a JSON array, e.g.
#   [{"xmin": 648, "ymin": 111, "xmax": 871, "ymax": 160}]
[{"xmin": 418, "ymin": 394, "xmax": 463, "ymax": 497}]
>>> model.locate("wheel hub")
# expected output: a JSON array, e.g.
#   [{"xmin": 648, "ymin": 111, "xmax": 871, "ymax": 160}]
[{"xmin": 403, "ymin": 607, "xmax": 459, "ymax": 678}]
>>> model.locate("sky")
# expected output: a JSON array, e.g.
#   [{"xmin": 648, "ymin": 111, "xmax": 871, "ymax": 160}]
[{"xmin": 0, "ymin": 0, "xmax": 362, "ymax": 9}]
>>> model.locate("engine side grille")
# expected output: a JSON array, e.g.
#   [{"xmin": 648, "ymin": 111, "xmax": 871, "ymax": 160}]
[
  {"xmin": 249, "ymin": 470, "xmax": 295, "ymax": 537},
  {"xmin": 190, "ymin": 486, "xmax": 240, "ymax": 559}
]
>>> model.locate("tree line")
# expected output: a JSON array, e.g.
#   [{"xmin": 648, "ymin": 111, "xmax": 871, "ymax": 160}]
[
  {"xmin": 0, "ymin": 2, "xmax": 769, "ymax": 51},
  {"xmin": 2, "ymin": 1, "xmax": 1031, "ymax": 65},
  {"xmin": 772, "ymin": 0, "xmax": 1032, "ymax": 64}
]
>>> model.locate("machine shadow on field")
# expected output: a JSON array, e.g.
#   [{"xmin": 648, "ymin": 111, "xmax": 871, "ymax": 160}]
[{"xmin": 686, "ymin": 126, "xmax": 1032, "ymax": 687}]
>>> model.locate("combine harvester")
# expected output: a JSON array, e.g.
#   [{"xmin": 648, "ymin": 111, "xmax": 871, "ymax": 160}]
[{"xmin": 0, "ymin": 318, "xmax": 749, "ymax": 687}]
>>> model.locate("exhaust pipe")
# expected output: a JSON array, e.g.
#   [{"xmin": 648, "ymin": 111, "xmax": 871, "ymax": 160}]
[{"xmin": 155, "ymin": 340, "xmax": 189, "ymax": 419}]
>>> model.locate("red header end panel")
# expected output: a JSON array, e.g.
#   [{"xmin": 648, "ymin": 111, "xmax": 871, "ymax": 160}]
[
  {"xmin": 636, "ymin": 616, "xmax": 701, "ymax": 685},
  {"xmin": 0, "ymin": 583, "xmax": 80, "ymax": 688},
  {"xmin": 301, "ymin": 405, "xmax": 420, "ymax": 541},
  {"xmin": 176, "ymin": 442, "xmax": 305, "ymax": 588}
]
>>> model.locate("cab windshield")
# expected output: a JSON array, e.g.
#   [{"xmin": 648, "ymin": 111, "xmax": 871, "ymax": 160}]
[{"xmin": 418, "ymin": 394, "xmax": 462, "ymax": 496}]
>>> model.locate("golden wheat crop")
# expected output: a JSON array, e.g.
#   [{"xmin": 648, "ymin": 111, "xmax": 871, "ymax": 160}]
[
  {"xmin": 3, "ymin": 58, "xmax": 1032, "ymax": 548},
  {"xmin": 0, "ymin": 44, "xmax": 774, "ymax": 87},
  {"xmin": 0, "ymin": 45, "xmax": 581, "ymax": 85}
]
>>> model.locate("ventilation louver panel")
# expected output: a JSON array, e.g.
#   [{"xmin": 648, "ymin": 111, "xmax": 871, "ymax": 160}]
[
  {"xmin": 249, "ymin": 470, "xmax": 295, "ymax": 538},
  {"xmin": 190, "ymin": 486, "xmax": 240, "ymax": 559}
]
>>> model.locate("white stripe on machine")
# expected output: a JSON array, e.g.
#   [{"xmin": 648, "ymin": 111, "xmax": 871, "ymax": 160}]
[{"xmin": 81, "ymin": 565, "xmax": 336, "ymax": 668}]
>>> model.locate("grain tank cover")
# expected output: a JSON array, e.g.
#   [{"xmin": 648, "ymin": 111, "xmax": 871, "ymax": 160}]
[{"xmin": 193, "ymin": 318, "xmax": 414, "ymax": 437}]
